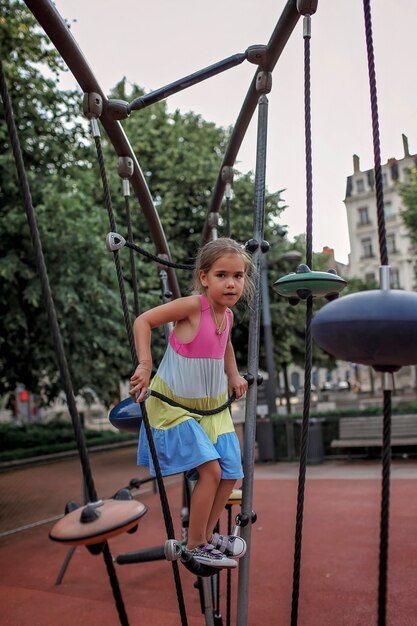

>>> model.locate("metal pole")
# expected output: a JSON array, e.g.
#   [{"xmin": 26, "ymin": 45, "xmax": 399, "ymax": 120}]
[
  {"xmin": 237, "ymin": 74, "xmax": 271, "ymax": 626},
  {"xmin": 260, "ymin": 256, "xmax": 278, "ymax": 417}
]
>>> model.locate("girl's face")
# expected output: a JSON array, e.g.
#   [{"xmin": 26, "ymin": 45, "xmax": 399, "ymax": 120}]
[{"xmin": 199, "ymin": 254, "xmax": 246, "ymax": 308}]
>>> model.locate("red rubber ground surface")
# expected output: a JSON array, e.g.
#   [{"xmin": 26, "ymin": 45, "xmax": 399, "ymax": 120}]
[{"xmin": 1, "ymin": 448, "xmax": 416, "ymax": 625}]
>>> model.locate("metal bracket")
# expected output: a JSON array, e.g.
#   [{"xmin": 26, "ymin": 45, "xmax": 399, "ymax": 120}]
[
  {"xmin": 256, "ymin": 71, "xmax": 272, "ymax": 94},
  {"xmin": 221, "ymin": 165, "xmax": 234, "ymax": 185},
  {"xmin": 297, "ymin": 0, "xmax": 318, "ymax": 15},
  {"xmin": 106, "ymin": 232, "xmax": 126, "ymax": 251},
  {"xmin": 118, "ymin": 157, "xmax": 134, "ymax": 179},
  {"xmin": 246, "ymin": 44, "xmax": 268, "ymax": 67},
  {"xmin": 83, "ymin": 92, "xmax": 103, "ymax": 119},
  {"xmin": 106, "ymin": 99, "xmax": 130, "ymax": 120}
]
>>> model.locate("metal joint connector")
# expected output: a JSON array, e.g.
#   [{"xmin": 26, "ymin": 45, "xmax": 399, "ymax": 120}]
[
  {"xmin": 90, "ymin": 118, "xmax": 100, "ymax": 138},
  {"xmin": 303, "ymin": 14, "xmax": 311, "ymax": 39},
  {"xmin": 122, "ymin": 179, "xmax": 130, "ymax": 197},
  {"xmin": 208, "ymin": 212, "xmax": 219, "ymax": 228},
  {"xmin": 379, "ymin": 265, "xmax": 391, "ymax": 290},
  {"xmin": 255, "ymin": 71, "xmax": 272, "ymax": 94},
  {"xmin": 83, "ymin": 92, "xmax": 103, "ymax": 119},
  {"xmin": 381, "ymin": 372, "xmax": 394, "ymax": 391},
  {"xmin": 118, "ymin": 157, "xmax": 134, "ymax": 179}
]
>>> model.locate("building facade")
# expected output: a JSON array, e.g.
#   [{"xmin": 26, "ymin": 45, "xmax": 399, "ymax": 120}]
[
  {"xmin": 288, "ymin": 135, "xmax": 417, "ymax": 398},
  {"xmin": 344, "ymin": 134, "xmax": 417, "ymax": 290},
  {"xmin": 327, "ymin": 135, "xmax": 417, "ymax": 394}
]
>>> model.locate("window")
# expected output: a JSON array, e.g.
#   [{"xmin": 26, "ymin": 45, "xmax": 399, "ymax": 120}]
[
  {"xmin": 358, "ymin": 206, "xmax": 370, "ymax": 225},
  {"xmin": 384, "ymin": 201, "xmax": 395, "ymax": 220},
  {"xmin": 361, "ymin": 238, "xmax": 374, "ymax": 258},
  {"xmin": 356, "ymin": 179, "xmax": 365, "ymax": 193},
  {"xmin": 403, "ymin": 168, "xmax": 411, "ymax": 183},
  {"xmin": 390, "ymin": 268, "xmax": 400, "ymax": 289},
  {"xmin": 387, "ymin": 233, "xmax": 397, "ymax": 254},
  {"xmin": 382, "ymin": 172, "xmax": 388, "ymax": 187}
]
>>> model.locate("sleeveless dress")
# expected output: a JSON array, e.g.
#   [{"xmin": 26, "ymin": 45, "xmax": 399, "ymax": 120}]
[{"xmin": 137, "ymin": 294, "xmax": 244, "ymax": 480}]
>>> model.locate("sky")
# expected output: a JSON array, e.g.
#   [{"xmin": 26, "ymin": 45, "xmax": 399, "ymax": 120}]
[{"xmin": 51, "ymin": 0, "xmax": 417, "ymax": 265}]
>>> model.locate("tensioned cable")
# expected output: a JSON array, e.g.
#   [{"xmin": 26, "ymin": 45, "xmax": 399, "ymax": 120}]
[
  {"xmin": 362, "ymin": 0, "xmax": 388, "ymax": 268},
  {"xmin": 92, "ymin": 131, "xmax": 137, "ymax": 361},
  {"xmin": 123, "ymin": 240, "xmax": 194, "ymax": 270},
  {"xmin": 89, "ymin": 121, "xmax": 189, "ymax": 625},
  {"xmin": 123, "ymin": 192, "xmax": 141, "ymax": 316},
  {"xmin": 290, "ymin": 11, "xmax": 315, "ymax": 626},
  {"xmin": 362, "ymin": 2, "xmax": 391, "ymax": 624},
  {"xmin": 148, "ymin": 388, "xmax": 238, "ymax": 416},
  {"xmin": 0, "ymin": 60, "xmax": 130, "ymax": 626}
]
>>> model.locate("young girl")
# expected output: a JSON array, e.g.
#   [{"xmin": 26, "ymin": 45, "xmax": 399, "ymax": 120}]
[{"xmin": 129, "ymin": 238, "xmax": 254, "ymax": 569}]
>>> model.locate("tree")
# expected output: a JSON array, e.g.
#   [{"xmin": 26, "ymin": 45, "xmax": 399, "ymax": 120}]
[
  {"xmin": 0, "ymin": 1, "xmax": 129, "ymax": 405},
  {"xmin": 0, "ymin": 2, "xmax": 308, "ymax": 409}
]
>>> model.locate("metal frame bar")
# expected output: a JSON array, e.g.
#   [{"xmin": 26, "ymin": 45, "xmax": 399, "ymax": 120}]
[
  {"xmin": 24, "ymin": 0, "xmax": 181, "ymax": 298},
  {"xmin": 23, "ymin": 0, "xmax": 301, "ymax": 261}
]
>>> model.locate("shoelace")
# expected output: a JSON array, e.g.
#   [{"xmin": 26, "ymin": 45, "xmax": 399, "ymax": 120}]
[{"xmin": 191, "ymin": 544, "xmax": 224, "ymax": 558}]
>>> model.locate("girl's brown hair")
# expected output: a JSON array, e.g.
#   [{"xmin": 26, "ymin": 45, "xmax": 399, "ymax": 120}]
[{"xmin": 192, "ymin": 238, "xmax": 255, "ymax": 304}]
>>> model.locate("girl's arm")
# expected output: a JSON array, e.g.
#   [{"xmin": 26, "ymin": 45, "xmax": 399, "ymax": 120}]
[
  {"xmin": 224, "ymin": 313, "xmax": 248, "ymax": 400},
  {"xmin": 130, "ymin": 295, "xmax": 200, "ymax": 402}
]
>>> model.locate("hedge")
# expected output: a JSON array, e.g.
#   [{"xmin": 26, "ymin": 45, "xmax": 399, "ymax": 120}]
[{"xmin": 0, "ymin": 421, "xmax": 136, "ymax": 462}]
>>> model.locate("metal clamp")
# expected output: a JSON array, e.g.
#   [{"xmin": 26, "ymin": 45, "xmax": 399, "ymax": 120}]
[
  {"xmin": 106, "ymin": 232, "xmax": 126, "ymax": 251},
  {"xmin": 256, "ymin": 71, "xmax": 272, "ymax": 94}
]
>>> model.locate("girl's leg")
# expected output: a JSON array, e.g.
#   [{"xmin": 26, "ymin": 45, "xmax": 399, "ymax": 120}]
[
  {"xmin": 187, "ymin": 460, "xmax": 221, "ymax": 549},
  {"xmin": 206, "ymin": 478, "xmax": 236, "ymax": 542}
]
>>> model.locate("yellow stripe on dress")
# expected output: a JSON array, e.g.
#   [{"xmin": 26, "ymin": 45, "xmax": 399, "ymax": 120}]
[{"xmin": 146, "ymin": 374, "xmax": 235, "ymax": 443}]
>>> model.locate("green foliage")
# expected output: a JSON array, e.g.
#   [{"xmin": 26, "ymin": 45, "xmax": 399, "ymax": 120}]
[
  {"xmin": 0, "ymin": 1, "xmax": 130, "ymax": 404},
  {"xmin": 400, "ymin": 167, "xmax": 417, "ymax": 247},
  {"xmin": 0, "ymin": 421, "xmax": 135, "ymax": 462},
  {"xmin": 342, "ymin": 275, "xmax": 378, "ymax": 294},
  {"xmin": 1, "ymin": 1, "xmax": 329, "ymax": 412}
]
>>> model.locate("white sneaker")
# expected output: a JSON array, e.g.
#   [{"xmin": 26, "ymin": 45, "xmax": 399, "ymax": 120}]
[
  {"xmin": 210, "ymin": 533, "xmax": 247, "ymax": 558},
  {"xmin": 187, "ymin": 543, "xmax": 237, "ymax": 569}
]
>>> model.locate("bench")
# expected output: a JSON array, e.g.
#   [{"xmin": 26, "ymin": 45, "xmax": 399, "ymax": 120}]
[{"xmin": 331, "ymin": 414, "xmax": 417, "ymax": 452}]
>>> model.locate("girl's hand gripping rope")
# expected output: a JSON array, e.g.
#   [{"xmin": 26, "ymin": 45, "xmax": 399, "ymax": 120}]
[
  {"xmin": 228, "ymin": 373, "xmax": 249, "ymax": 400},
  {"xmin": 129, "ymin": 362, "xmax": 152, "ymax": 403}
]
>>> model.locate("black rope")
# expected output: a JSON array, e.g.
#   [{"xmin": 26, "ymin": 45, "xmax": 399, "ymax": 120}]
[
  {"xmin": 102, "ymin": 543, "xmax": 130, "ymax": 626},
  {"xmin": 149, "ymin": 388, "xmax": 236, "ymax": 416},
  {"xmin": 362, "ymin": 3, "xmax": 392, "ymax": 623},
  {"xmin": 362, "ymin": 0, "xmax": 388, "ymax": 267},
  {"xmin": 378, "ymin": 389, "xmax": 392, "ymax": 626},
  {"xmin": 0, "ymin": 63, "xmax": 98, "ymax": 505},
  {"xmin": 90, "ymin": 122, "xmax": 188, "ymax": 625},
  {"xmin": 124, "ymin": 240, "xmax": 194, "ymax": 270},
  {"xmin": 138, "ymin": 401, "xmax": 189, "ymax": 625},
  {"xmin": 303, "ymin": 31, "xmax": 313, "ymax": 270},
  {"xmin": 291, "ymin": 298, "xmax": 313, "ymax": 626},
  {"xmin": 291, "ymin": 19, "xmax": 314, "ymax": 626},
  {"xmin": 92, "ymin": 134, "xmax": 137, "ymax": 362},
  {"xmin": 0, "ymin": 61, "xmax": 130, "ymax": 626},
  {"xmin": 124, "ymin": 194, "xmax": 141, "ymax": 317}
]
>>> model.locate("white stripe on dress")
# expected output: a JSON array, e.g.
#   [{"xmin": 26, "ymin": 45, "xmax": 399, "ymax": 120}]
[{"xmin": 157, "ymin": 344, "xmax": 227, "ymax": 399}]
